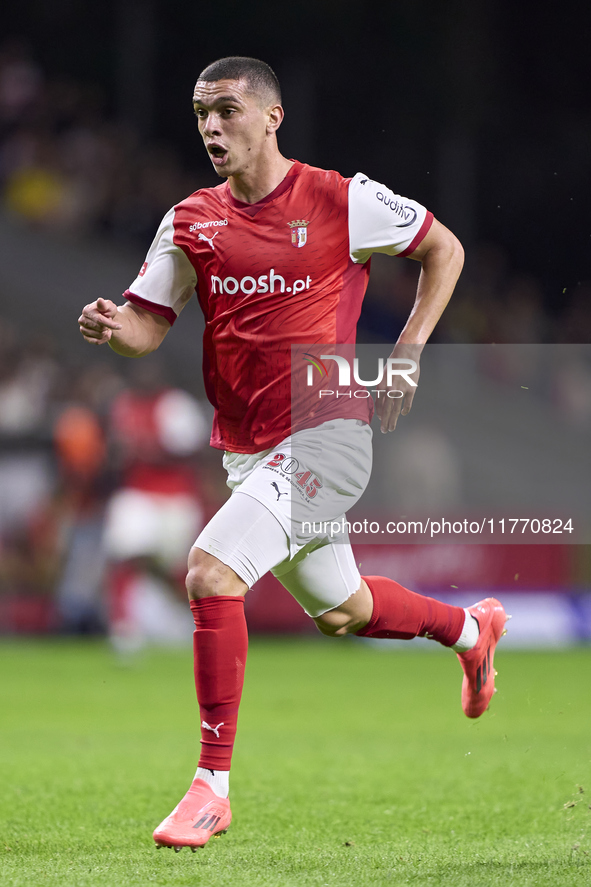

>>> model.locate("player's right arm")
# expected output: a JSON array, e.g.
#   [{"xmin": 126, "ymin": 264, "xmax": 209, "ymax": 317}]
[
  {"xmin": 78, "ymin": 298, "xmax": 171, "ymax": 356},
  {"xmin": 78, "ymin": 206, "xmax": 197, "ymax": 357}
]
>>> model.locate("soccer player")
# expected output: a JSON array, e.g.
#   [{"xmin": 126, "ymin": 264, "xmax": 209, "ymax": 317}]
[{"xmin": 78, "ymin": 56, "xmax": 507, "ymax": 851}]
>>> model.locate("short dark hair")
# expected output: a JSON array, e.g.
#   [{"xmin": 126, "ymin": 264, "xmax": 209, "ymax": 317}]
[{"xmin": 197, "ymin": 56, "xmax": 281, "ymax": 107}]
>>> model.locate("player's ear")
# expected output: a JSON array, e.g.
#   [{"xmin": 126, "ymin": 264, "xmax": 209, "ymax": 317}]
[{"xmin": 266, "ymin": 103, "xmax": 284, "ymax": 134}]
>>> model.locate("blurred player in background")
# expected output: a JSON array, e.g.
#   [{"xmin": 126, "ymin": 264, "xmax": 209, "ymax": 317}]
[
  {"xmin": 103, "ymin": 360, "xmax": 209, "ymax": 650},
  {"xmin": 78, "ymin": 57, "xmax": 507, "ymax": 850}
]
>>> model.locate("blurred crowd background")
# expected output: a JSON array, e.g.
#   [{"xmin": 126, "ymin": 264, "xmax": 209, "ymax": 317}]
[{"xmin": 1, "ymin": 0, "xmax": 590, "ymax": 645}]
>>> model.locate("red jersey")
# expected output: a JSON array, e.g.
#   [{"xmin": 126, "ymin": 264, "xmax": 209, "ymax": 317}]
[{"xmin": 124, "ymin": 161, "xmax": 432, "ymax": 453}]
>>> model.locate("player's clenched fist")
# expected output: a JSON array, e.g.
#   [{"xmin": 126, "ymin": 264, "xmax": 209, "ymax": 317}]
[{"xmin": 78, "ymin": 298, "xmax": 123, "ymax": 345}]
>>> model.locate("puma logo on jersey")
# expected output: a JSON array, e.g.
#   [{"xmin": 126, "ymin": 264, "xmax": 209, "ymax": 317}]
[
  {"xmin": 271, "ymin": 482, "xmax": 288, "ymax": 501},
  {"xmin": 201, "ymin": 720, "xmax": 224, "ymax": 738},
  {"xmin": 198, "ymin": 231, "xmax": 220, "ymax": 250}
]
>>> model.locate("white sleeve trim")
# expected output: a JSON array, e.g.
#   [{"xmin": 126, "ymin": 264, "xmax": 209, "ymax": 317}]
[
  {"xmin": 348, "ymin": 173, "xmax": 430, "ymax": 264},
  {"xmin": 125, "ymin": 207, "xmax": 197, "ymax": 317}
]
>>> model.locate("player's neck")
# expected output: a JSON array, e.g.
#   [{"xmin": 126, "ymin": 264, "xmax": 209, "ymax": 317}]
[{"xmin": 228, "ymin": 153, "xmax": 294, "ymax": 205}]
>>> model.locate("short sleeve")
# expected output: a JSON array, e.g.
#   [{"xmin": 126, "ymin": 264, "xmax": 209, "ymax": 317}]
[
  {"xmin": 348, "ymin": 173, "xmax": 434, "ymax": 264},
  {"xmin": 123, "ymin": 207, "xmax": 197, "ymax": 325}
]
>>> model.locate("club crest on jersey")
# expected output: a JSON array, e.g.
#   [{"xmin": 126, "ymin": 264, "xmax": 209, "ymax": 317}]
[{"xmin": 288, "ymin": 219, "xmax": 309, "ymax": 248}]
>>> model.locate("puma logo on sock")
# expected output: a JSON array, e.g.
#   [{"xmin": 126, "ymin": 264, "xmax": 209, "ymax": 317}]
[{"xmin": 201, "ymin": 720, "xmax": 224, "ymax": 738}]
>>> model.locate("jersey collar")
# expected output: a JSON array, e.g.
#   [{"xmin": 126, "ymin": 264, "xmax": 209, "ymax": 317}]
[{"xmin": 223, "ymin": 160, "xmax": 302, "ymax": 216}]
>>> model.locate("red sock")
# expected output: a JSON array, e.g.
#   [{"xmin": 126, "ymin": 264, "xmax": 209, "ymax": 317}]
[
  {"xmin": 356, "ymin": 575, "xmax": 464, "ymax": 647},
  {"xmin": 190, "ymin": 596, "xmax": 248, "ymax": 771}
]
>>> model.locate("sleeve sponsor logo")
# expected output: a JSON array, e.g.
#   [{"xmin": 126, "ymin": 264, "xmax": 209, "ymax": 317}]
[{"xmin": 375, "ymin": 192, "xmax": 417, "ymax": 227}]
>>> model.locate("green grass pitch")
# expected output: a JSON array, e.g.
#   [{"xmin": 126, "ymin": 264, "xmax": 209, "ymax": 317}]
[{"xmin": 1, "ymin": 637, "xmax": 590, "ymax": 886}]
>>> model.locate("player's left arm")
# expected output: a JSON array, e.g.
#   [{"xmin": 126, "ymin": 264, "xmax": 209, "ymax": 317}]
[
  {"xmin": 376, "ymin": 218, "xmax": 464, "ymax": 432},
  {"xmin": 398, "ymin": 218, "xmax": 464, "ymax": 345}
]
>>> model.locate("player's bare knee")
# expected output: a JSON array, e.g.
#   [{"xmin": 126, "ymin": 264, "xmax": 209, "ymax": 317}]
[{"xmin": 186, "ymin": 549, "xmax": 246, "ymax": 600}]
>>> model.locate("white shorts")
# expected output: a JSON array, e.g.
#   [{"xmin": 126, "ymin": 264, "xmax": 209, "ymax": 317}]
[{"xmin": 194, "ymin": 419, "xmax": 373, "ymax": 617}]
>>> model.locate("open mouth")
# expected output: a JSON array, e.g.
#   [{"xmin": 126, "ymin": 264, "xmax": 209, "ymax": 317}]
[{"xmin": 208, "ymin": 144, "xmax": 228, "ymax": 166}]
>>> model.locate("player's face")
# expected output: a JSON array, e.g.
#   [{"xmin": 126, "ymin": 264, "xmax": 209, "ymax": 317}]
[{"xmin": 193, "ymin": 78, "xmax": 272, "ymax": 178}]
